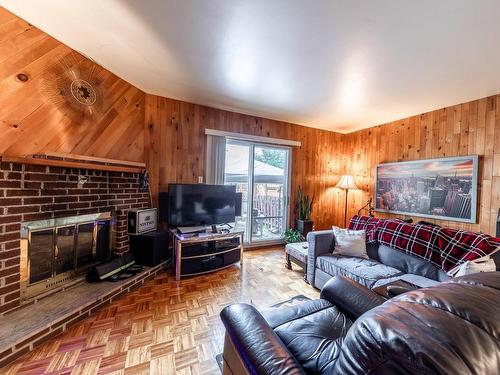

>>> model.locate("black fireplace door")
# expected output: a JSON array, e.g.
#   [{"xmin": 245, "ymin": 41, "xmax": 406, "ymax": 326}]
[
  {"xmin": 55, "ymin": 225, "xmax": 76, "ymax": 275},
  {"xmin": 29, "ymin": 229, "xmax": 54, "ymax": 284}
]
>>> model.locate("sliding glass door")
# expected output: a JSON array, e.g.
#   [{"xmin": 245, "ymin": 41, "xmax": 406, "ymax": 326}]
[
  {"xmin": 224, "ymin": 142, "xmax": 251, "ymax": 241},
  {"xmin": 224, "ymin": 140, "xmax": 291, "ymax": 244}
]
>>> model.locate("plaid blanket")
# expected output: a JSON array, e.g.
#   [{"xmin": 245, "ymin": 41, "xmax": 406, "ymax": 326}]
[
  {"xmin": 348, "ymin": 215, "xmax": 500, "ymax": 272},
  {"xmin": 348, "ymin": 215, "xmax": 406, "ymax": 243},
  {"xmin": 348, "ymin": 215, "xmax": 383, "ymax": 243}
]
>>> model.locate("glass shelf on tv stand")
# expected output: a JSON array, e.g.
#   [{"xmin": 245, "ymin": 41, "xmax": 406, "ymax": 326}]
[{"xmin": 171, "ymin": 228, "xmax": 244, "ymax": 280}]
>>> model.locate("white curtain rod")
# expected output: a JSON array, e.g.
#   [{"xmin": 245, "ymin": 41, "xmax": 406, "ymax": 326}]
[{"xmin": 205, "ymin": 129, "xmax": 301, "ymax": 147}]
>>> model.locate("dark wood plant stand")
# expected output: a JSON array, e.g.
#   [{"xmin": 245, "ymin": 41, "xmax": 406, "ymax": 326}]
[{"xmin": 296, "ymin": 219, "xmax": 313, "ymax": 237}]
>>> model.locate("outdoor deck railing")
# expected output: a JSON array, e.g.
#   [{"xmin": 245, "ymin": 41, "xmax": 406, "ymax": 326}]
[{"xmin": 253, "ymin": 195, "xmax": 283, "ymax": 233}]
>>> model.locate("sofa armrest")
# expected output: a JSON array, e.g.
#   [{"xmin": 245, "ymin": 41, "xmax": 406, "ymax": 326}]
[
  {"xmin": 220, "ymin": 304, "xmax": 306, "ymax": 375},
  {"xmin": 320, "ymin": 276, "xmax": 385, "ymax": 321},
  {"xmin": 306, "ymin": 230, "xmax": 335, "ymax": 285}
]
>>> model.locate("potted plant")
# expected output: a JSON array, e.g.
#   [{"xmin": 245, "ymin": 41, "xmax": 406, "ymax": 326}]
[
  {"xmin": 282, "ymin": 228, "xmax": 305, "ymax": 243},
  {"xmin": 296, "ymin": 186, "xmax": 314, "ymax": 237}
]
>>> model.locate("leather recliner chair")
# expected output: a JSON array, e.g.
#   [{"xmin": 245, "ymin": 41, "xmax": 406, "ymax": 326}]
[{"xmin": 220, "ymin": 273, "xmax": 500, "ymax": 374}]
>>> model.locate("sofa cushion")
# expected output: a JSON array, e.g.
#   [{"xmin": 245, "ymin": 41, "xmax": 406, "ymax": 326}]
[
  {"xmin": 377, "ymin": 244, "xmax": 450, "ymax": 281},
  {"xmin": 261, "ymin": 297, "xmax": 327, "ymax": 329},
  {"xmin": 332, "ymin": 227, "xmax": 368, "ymax": 259},
  {"xmin": 316, "ymin": 255, "xmax": 403, "ymax": 288},
  {"xmin": 262, "ymin": 299, "xmax": 352, "ymax": 375},
  {"xmin": 372, "ymin": 273, "xmax": 441, "ymax": 288}
]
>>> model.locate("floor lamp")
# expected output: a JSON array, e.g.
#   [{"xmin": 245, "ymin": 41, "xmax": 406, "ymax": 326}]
[{"xmin": 335, "ymin": 175, "xmax": 359, "ymax": 228}]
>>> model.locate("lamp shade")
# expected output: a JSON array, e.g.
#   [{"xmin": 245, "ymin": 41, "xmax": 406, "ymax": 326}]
[{"xmin": 335, "ymin": 175, "xmax": 358, "ymax": 190}]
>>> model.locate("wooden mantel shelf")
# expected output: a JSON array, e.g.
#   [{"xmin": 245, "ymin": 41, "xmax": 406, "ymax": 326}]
[{"xmin": 1, "ymin": 152, "xmax": 146, "ymax": 173}]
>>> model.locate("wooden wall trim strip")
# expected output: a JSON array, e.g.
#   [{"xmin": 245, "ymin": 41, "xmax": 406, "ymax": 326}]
[
  {"xmin": 0, "ymin": 155, "xmax": 145, "ymax": 174},
  {"xmin": 33, "ymin": 151, "xmax": 146, "ymax": 167}
]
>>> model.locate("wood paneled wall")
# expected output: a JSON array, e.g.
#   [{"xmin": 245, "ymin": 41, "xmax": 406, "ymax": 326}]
[
  {"xmin": 144, "ymin": 95, "xmax": 345, "ymax": 230},
  {"xmin": 3, "ymin": 6, "xmax": 500, "ymax": 234},
  {"xmin": 0, "ymin": 6, "xmax": 346, "ymax": 231},
  {"xmin": 342, "ymin": 94, "xmax": 500, "ymax": 235},
  {"xmin": 142, "ymin": 93, "xmax": 500, "ymax": 234},
  {"xmin": 0, "ymin": 7, "xmax": 145, "ymax": 162}
]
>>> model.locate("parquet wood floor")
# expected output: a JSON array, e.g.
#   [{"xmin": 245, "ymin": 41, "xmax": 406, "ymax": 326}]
[{"xmin": 1, "ymin": 248, "xmax": 319, "ymax": 375}]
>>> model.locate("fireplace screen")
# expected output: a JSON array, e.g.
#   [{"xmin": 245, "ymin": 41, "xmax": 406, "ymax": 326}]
[
  {"xmin": 20, "ymin": 212, "xmax": 114, "ymax": 301},
  {"xmin": 56, "ymin": 226, "xmax": 74, "ymax": 275},
  {"xmin": 29, "ymin": 229, "xmax": 54, "ymax": 284},
  {"xmin": 76, "ymin": 223, "xmax": 95, "ymax": 268}
]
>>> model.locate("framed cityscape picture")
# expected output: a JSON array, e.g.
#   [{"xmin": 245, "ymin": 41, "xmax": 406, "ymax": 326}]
[{"xmin": 374, "ymin": 155, "xmax": 479, "ymax": 223}]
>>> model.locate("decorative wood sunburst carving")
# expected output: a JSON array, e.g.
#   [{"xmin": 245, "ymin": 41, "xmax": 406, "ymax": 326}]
[
  {"xmin": 41, "ymin": 51, "xmax": 105, "ymax": 120},
  {"xmin": 70, "ymin": 79, "xmax": 97, "ymax": 106}
]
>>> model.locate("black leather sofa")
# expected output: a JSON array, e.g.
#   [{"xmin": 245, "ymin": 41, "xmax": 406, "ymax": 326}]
[{"xmin": 220, "ymin": 272, "xmax": 500, "ymax": 374}]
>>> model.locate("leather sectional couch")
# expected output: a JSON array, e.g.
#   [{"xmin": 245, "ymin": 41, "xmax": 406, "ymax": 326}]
[{"xmin": 220, "ymin": 273, "xmax": 500, "ymax": 374}]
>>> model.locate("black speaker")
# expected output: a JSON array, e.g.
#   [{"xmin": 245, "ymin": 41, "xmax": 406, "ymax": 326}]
[
  {"xmin": 159, "ymin": 192, "xmax": 169, "ymax": 223},
  {"xmin": 129, "ymin": 229, "xmax": 169, "ymax": 266},
  {"xmin": 235, "ymin": 192, "xmax": 243, "ymax": 217}
]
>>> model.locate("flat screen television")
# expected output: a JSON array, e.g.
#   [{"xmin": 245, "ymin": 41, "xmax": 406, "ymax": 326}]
[{"xmin": 167, "ymin": 184, "xmax": 236, "ymax": 227}]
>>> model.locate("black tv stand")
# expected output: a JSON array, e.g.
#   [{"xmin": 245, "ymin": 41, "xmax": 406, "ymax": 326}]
[{"xmin": 171, "ymin": 229, "xmax": 244, "ymax": 280}]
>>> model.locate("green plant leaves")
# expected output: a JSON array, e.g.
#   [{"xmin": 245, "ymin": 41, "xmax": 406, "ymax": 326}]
[
  {"xmin": 283, "ymin": 228, "xmax": 305, "ymax": 243},
  {"xmin": 297, "ymin": 186, "xmax": 314, "ymax": 220}
]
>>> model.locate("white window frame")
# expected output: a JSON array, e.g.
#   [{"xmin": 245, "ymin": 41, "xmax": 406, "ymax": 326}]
[{"xmin": 224, "ymin": 138, "xmax": 292, "ymax": 246}]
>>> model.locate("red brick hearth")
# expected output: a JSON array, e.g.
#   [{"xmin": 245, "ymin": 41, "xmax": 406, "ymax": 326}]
[{"xmin": 0, "ymin": 159, "xmax": 151, "ymax": 315}]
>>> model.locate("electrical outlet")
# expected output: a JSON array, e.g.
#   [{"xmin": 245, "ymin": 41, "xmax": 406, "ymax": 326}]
[{"xmin": 198, "ymin": 176, "xmax": 203, "ymax": 183}]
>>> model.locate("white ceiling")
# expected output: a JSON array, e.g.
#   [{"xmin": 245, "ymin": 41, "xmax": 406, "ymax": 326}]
[{"xmin": 2, "ymin": 0, "xmax": 500, "ymax": 133}]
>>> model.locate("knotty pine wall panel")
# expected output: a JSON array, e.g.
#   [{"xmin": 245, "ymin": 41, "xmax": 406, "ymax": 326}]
[
  {"xmin": 341, "ymin": 94, "xmax": 500, "ymax": 236},
  {"xmin": 0, "ymin": 7, "xmax": 345, "ymax": 231},
  {"xmin": 0, "ymin": 7, "xmax": 145, "ymax": 162},
  {"xmin": 3, "ymin": 6, "xmax": 499, "ymax": 233},
  {"xmin": 144, "ymin": 94, "xmax": 345, "ymax": 230}
]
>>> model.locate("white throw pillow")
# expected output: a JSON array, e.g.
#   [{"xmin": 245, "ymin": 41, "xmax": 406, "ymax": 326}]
[
  {"xmin": 447, "ymin": 246, "xmax": 500, "ymax": 277},
  {"xmin": 332, "ymin": 226, "xmax": 368, "ymax": 259}
]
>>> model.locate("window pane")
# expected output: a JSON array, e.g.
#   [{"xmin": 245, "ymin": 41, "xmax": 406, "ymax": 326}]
[
  {"xmin": 251, "ymin": 146, "xmax": 288, "ymax": 242},
  {"xmin": 224, "ymin": 141, "xmax": 290, "ymax": 244},
  {"xmin": 224, "ymin": 142, "xmax": 251, "ymax": 242}
]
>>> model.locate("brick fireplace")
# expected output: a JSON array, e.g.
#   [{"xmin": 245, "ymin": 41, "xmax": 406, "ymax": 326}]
[
  {"xmin": 0, "ymin": 160, "xmax": 151, "ymax": 315},
  {"xmin": 19, "ymin": 210, "xmax": 114, "ymax": 302}
]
